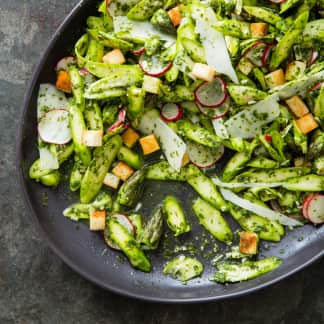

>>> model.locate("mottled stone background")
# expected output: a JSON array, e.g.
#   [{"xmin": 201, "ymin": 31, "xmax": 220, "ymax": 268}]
[{"xmin": 0, "ymin": 1, "xmax": 323, "ymax": 323}]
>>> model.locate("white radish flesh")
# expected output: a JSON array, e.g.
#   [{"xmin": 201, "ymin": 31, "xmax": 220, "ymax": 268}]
[
  {"xmin": 306, "ymin": 194, "xmax": 324, "ymax": 224},
  {"xmin": 38, "ymin": 109, "xmax": 71, "ymax": 144}
]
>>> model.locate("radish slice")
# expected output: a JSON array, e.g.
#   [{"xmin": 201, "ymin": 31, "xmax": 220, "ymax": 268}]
[
  {"xmin": 197, "ymin": 98, "xmax": 230, "ymax": 120},
  {"xmin": 220, "ymin": 188, "xmax": 302, "ymax": 227},
  {"xmin": 133, "ymin": 47, "xmax": 145, "ymax": 56},
  {"xmin": 302, "ymin": 194, "xmax": 314, "ymax": 220},
  {"xmin": 37, "ymin": 84, "xmax": 69, "ymax": 120},
  {"xmin": 268, "ymin": 0, "xmax": 286, "ymax": 4},
  {"xmin": 105, "ymin": 214, "xmax": 136, "ymax": 250},
  {"xmin": 55, "ymin": 56, "xmax": 76, "ymax": 72},
  {"xmin": 160, "ymin": 103, "xmax": 183, "ymax": 122},
  {"xmin": 194, "ymin": 77, "xmax": 227, "ymax": 108},
  {"xmin": 245, "ymin": 42, "xmax": 268, "ymax": 68},
  {"xmin": 139, "ymin": 52, "xmax": 172, "ymax": 77},
  {"xmin": 187, "ymin": 141, "xmax": 224, "ymax": 168},
  {"xmin": 262, "ymin": 44, "xmax": 275, "ymax": 66},
  {"xmin": 308, "ymin": 50, "xmax": 318, "ymax": 67},
  {"xmin": 306, "ymin": 194, "xmax": 324, "ymax": 224},
  {"xmin": 38, "ymin": 109, "xmax": 71, "ymax": 145},
  {"xmin": 107, "ymin": 109, "xmax": 126, "ymax": 133}
]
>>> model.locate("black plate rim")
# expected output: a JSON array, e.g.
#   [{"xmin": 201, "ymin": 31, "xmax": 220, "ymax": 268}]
[{"xmin": 16, "ymin": 0, "xmax": 324, "ymax": 304}]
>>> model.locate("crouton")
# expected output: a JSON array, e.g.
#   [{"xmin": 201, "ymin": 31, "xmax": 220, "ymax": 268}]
[
  {"xmin": 285, "ymin": 96, "xmax": 309, "ymax": 118},
  {"xmin": 82, "ymin": 130, "xmax": 103, "ymax": 147},
  {"xmin": 139, "ymin": 134, "xmax": 160, "ymax": 155},
  {"xmin": 295, "ymin": 113, "xmax": 318, "ymax": 134},
  {"xmin": 122, "ymin": 128, "xmax": 140, "ymax": 148},
  {"xmin": 239, "ymin": 231, "xmax": 259, "ymax": 255},
  {"xmin": 191, "ymin": 63, "xmax": 215, "ymax": 82},
  {"xmin": 168, "ymin": 5, "xmax": 183, "ymax": 27},
  {"xmin": 90, "ymin": 210, "xmax": 106, "ymax": 231},
  {"xmin": 265, "ymin": 69, "xmax": 285, "ymax": 89},
  {"xmin": 56, "ymin": 70, "xmax": 72, "ymax": 93},
  {"xmin": 102, "ymin": 49, "xmax": 126, "ymax": 64},
  {"xmin": 143, "ymin": 75, "xmax": 161, "ymax": 94},
  {"xmin": 112, "ymin": 162, "xmax": 134, "ymax": 181},
  {"xmin": 250, "ymin": 23, "xmax": 268, "ymax": 38},
  {"xmin": 103, "ymin": 172, "xmax": 120, "ymax": 189}
]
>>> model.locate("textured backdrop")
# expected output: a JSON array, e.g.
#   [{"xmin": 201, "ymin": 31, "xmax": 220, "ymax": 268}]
[{"xmin": 1, "ymin": 1, "xmax": 324, "ymax": 323}]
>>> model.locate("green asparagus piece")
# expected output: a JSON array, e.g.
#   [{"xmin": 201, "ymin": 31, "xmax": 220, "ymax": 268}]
[
  {"xmin": 243, "ymin": 6, "xmax": 281, "ymax": 25},
  {"xmin": 227, "ymin": 85, "xmax": 267, "ymax": 105},
  {"xmin": 127, "ymin": 0, "xmax": 164, "ymax": 21},
  {"xmin": 145, "ymin": 161, "xmax": 188, "ymax": 181},
  {"xmin": 192, "ymin": 198, "xmax": 233, "ymax": 244},
  {"xmin": 84, "ymin": 101, "xmax": 103, "ymax": 131},
  {"xmin": 69, "ymin": 103, "xmax": 92, "ymax": 167},
  {"xmin": 150, "ymin": 9, "xmax": 175, "ymax": 33},
  {"xmin": 140, "ymin": 207, "xmax": 164, "ymax": 250},
  {"xmin": 40, "ymin": 170, "xmax": 60, "ymax": 187},
  {"xmin": 128, "ymin": 213, "xmax": 144, "ymax": 240},
  {"xmin": 69, "ymin": 66, "xmax": 85, "ymax": 111},
  {"xmin": 107, "ymin": 217, "xmax": 151, "ymax": 272},
  {"xmin": 187, "ymin": 165, "xmax": 228, "ymax": 212},
  {"xmin": 176, "ymin": 120, "xmax": 221, "ymax": 148},
  {"xmin": 75, "ymin": 34, "xmax": 89, "ymax": 67},
  {"xmin": 164, "ymin": 196, "xmax": 191, "ymax": 236},
  {"xmin": 127, "ymin": 86, "xmax": 145, "ymax": 122},
  {"xmin": 163, "ymin": 256, "xmax": 203, "ymax": 282},
  {"xmin": 247, "ymin": 157, "xmax": 279, "ymax": 169},
  {"xmin": 117, "ymin": 146, "xmax": 143, "ymax": 170},
  {"xmin": 85, "ymin": 37, "xmax": 104, "ymax": 62},
  {"xmin": 235, "ymin": 167, "xmax": 311, "ymax": 183},
  {"xmin": 270, "ymin": 11, "xmax": 309, "ymax": 71},
  {"xmin": 283, "ymin": 174, "xmax": 324, "ymax": 191},
  {"xmin": 80, "ymin": 135, "xmax": 122, "ymax": 203},
  {"xmin": 213, "ymin": 257, "xmax": 282, "ymax": 283},
  {"xmin": 117, "ymin": 169, "xmax": 146, "ymax": 207}
]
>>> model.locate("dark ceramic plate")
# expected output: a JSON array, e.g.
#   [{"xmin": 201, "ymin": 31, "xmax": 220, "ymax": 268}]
[{"xmin": 17, "ymin": 0, "xmax": 324, "ymax": 303}]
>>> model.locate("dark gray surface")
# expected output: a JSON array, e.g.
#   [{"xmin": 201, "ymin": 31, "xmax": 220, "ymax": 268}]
[{"xmin": 1, "ymin": 0, "xmax": 324, "ymax": 322}]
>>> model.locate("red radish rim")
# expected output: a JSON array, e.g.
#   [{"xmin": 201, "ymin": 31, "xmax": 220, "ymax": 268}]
[
  {"xmin": 311, "ymin": 82, "xmax": 322, "ymax": 91},
  {"xmin": 262, "ymin": 44, "xmax": 275, "ymax": 67},
  {"xmin": 55, "ymin": 56, "xmax": 76, "ymax": 72},
  {"xmin": 105, "ymin": 214, "xmax": 136, "ymax": 250},
  {"xmin": 194, "ymin": 77, "xmax": 228, "ymax": 108},
  {"xmin": 268, "ymin": 0, "xmax": 286, "ymax": 4},
  {"xmin": 196, "ymin": 99, "xmax": 230, "ymax": 120},
  {"xmin": 133, "ymin": 47, "xmax": 145, "ymax": 56},
  {"xmin": 79, "ymin": 68, "xmax": 90, "ymax": 76},
  {"xmin": 306, "ymin": 194, "xmax": 324, "ymax": 225},
  {"xmin": 107, "ymin": 109, "xmax": 126, "ymax": 133},
  {"xmin": 106, "ymin": 0, "xmax": 113, "ymax": 18},
  {"xmin": 302, "ymin": 194, "xmax": 316, "ymax": 220},
  {"xmin": 138, "ymin": 53, "xmax": 173, "ymax": 77},
  {"xmin": 188, "ymin": 144, "xmax": 225, "ymax": 168},
  {"xmin": 245, "ymin": 41, "xmax": 268, "ymax": 68},
  {"xmin": 38, "ymin": 108, "xmax": 71, "ymax": 145},
  {"xmin": 195, "ymin": 145, "xmax": 224, "ymax": 168},
  {"xmin": 308, "ymin": 49, "xmax": 318, "ymax": 67},
  {"xmin": 160, "ymin": 103, "xmax": 183, "ymax": 122}
]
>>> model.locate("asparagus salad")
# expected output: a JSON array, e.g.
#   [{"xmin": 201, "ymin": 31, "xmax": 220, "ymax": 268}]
[{"xmin": 30, "ymin": 0, "xmax": 324, "ymax": 283}]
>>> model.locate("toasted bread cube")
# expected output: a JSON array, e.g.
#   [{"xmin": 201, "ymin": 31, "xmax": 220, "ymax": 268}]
[
  {"xmin": 295, "ymin": 113, "xmax": 318, "ymax": 134},
  {"xmin": 122, "ymin": 128, "xmax": 140, "ymax": 148},
  {"xmin": 82, "ymin": 130, "xmax": 103, "ymax": 147},
  {"xmin": 168, "ymin": 5, "xmax": 183, "ymax": 27},
  {"xmin": 285, "ymin": 61, "xmax": 306, "ymax": 81},
  {"xmin": 103, "ymin": 172, "xmax": 121, "ymax": 189},
  {"xmin": 181, "ymin": 152, "xmax": 190, "ymax": 166},
  {"xmin": 265, "ymin": 69, "xmax": 285, "ymax": 89},
  {"xmin": 90, "ymin": 210, "xmax": 106, "ymax": 231},
  {"xmin": 191, "ymin": 63, "xmax": 215, "ymax": 82},
  {"xmin": 139, "ymin": 134, "xmax": 160, "ymax": 155},
  {"xmin": 250, "ymin": 23, "xmax": 268, "ymax": 38},
  {"xmin": 103, "ymin": 49, "xmax": 126, "ymax": 64},
  {"xmin": 285, "ymin": 96, "xmax": 309, "ymax": 118},
  {"xmin": 237, "ymin": 57, "xmax": 254, "ymax": 76},
  {"xmin": 239, "ymin": 231, "xmax": 259, "ymax": 255},
  {"xmin": 112, "ymin": 162, "xmax": 134, "ymax": 181},
  {"xmin": 56, "ymin": 70, "xmax": 72, "ymax": 93},
  {"xmin": 143, "ymin": 75, "xmax": 161, "ymax": 94}
]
